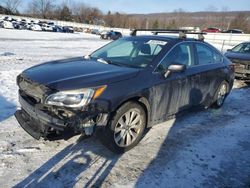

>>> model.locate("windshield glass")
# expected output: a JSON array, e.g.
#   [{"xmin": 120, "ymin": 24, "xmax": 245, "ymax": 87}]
[
  {"xmin": 90, "ymin": 38, "xmax": 167, "ymax": 68},
  {"xmin": 232, "ymin": 43, "xmax": 250, "ymax": 53}
]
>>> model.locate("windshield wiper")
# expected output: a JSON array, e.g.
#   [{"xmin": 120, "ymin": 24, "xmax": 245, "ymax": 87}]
[{"xmin": 96, "ymin": 57, "xmax": 139, "ymax": 68}]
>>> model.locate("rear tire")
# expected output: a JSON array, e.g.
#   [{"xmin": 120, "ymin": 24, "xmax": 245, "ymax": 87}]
[
  {"xmin": 101, "ymin": 101, "xmax": 146, "ymax": 153},
  {"xmin": 212, "ymin": 81, "xmax": 229, "ymax": 109}
]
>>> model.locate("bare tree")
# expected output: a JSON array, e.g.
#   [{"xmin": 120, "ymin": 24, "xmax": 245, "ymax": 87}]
[
  {"xmin": 29, "ymin": 0, "xmax": 55, "ymax": 18},
  {"xmin": 230, "ymin": 13, "xmax": 249, "ymax": 32},
  {"xmin": 4, "ymin": 0, "xmax": 21, "ymax": 13}
]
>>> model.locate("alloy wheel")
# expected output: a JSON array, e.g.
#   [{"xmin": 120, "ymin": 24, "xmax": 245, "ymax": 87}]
[{"xmin": 114, "ymin": 108, "xmax": 142, "ymax": 147}]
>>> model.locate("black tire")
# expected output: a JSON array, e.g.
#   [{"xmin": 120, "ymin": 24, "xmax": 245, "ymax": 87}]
[
  {"xmin": 101, "ymin": 101, "xmax": 146, "ymax": 153},
  {"xmin": 212, "ymin": 81, "xmax": 229, "ymax": 109}
]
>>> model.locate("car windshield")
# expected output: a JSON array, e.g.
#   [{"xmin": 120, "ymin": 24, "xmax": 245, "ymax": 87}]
[
  {"xmin": 231, "ymin": 43, "xmax": 250, "ymax": 53},
  {"xmin": 90, "ymin": 38, "xmax": 167, "ymax": 68}
]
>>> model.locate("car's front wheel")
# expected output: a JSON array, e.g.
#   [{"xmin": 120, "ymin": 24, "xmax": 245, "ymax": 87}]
[{"xmin": 102, "ymin": 101, "xmax": 146, "ymax": 153}]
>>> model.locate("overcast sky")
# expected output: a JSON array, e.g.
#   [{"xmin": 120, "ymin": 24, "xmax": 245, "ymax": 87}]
[{"xmin": 19, "ymin": 0, "xmax": 250, "ymax": 14}]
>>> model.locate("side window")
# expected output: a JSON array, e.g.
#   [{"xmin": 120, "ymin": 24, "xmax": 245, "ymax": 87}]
[
  {"xmin": 196, "ymin": 44, "xmax": 214, "ymax": 65},
  {"xmin": 214, "ymin": 51, "xmax": 223, "ymax": 63},
  {"xmin": 157, "ymin": 43, "xmax": 193, "ymax": 71},
  {"xmin": 138, "ymin": 43, "xmax": 164, "ymax": 56},
  {"xmin": 196, "ymin": 43, "xmax": 223, "ymax": 65}
]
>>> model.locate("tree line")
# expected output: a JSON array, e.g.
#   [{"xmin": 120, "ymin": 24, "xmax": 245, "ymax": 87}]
[{"xmin": 1, "ymin": 0, "xmax": 250, "ymax": 32}]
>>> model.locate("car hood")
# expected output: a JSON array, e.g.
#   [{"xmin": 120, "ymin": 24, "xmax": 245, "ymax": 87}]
[
  {"xmin": 22, "ymin": 57, "xmax": 140, "ymax": 90},
  {"xmin": 225, "ymin": 51, "xmax": 250, "ymax": 62}
]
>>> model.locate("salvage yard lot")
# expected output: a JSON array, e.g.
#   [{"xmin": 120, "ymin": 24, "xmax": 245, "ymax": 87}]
[{"xmin": 0, "ymin": 28, "xmax": 249, "ymax": 188}]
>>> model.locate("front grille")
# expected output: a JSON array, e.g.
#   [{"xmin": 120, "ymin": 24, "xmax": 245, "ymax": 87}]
[
  {"xmin": 17, "ymin": 74, "xmax": 50, "ymax": 103},
  {"xmin": 19, "ymin": 90, "xmax": 38, "ymax": 105}
]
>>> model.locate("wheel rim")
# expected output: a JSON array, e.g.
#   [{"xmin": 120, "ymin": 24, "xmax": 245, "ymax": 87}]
[
  {"xmin": 114, "ymin": 108, "xmax": 142, "ymax": 147},
  {"xmin": 217, "ymin": 83, "xmax": 227, "ymax": 106}
]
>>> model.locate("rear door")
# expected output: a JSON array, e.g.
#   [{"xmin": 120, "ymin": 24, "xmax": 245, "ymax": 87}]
[{"xmin": 193, "ymin": 42, "xmax": 226, "ymax": 106}]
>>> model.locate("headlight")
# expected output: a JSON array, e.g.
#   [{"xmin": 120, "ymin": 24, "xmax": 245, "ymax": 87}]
[{"xmin": 45, "ymin": 86, "xmax": 106, "ymax": 108}]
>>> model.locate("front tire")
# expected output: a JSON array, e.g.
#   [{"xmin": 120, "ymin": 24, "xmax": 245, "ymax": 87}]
[
  {"xmin": 102, "ymin": 101, "xmax": 146, "ymax": 153},
  {"xmin": 212, "ymin": 81, "xmax": 229, "ymax": 108}
]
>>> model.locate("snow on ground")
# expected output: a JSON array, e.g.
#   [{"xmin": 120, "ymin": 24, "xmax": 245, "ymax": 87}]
[{"xmin": 0, "ymin": 28, "xmax": 249, "ymax": 188}]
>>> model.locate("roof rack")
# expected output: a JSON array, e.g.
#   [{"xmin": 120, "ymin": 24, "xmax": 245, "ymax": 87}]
[{"xmin": 130, "ymin": 29, "xmax": 206, "ymax": 41}]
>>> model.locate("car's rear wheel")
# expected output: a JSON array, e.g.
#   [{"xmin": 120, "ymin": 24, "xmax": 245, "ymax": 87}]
[
  {"xmin": 102, "ymin": 101, "xmax": 146, "ymax": 153},
  {"xmin": 212, "ymin": 81, "xmax": 229, "ymax": 108}
]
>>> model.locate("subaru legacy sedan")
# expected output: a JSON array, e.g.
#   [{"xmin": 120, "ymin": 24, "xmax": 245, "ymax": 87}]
[{"xmin": 15, "ymin": 30, "xmax": 234, "ymax": 153}]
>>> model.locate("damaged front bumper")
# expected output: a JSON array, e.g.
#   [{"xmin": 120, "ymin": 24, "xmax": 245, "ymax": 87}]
[
  {"xmin": 15, "ymin": 94, "xmax": 109, "ymax": 140},
  {"xmin": 235, "ymin": 67, "xmax": 250, "ymax": 81},
  {"xmin": 231, "ymin": 60, "xmax": 250, "ymax": 81}
]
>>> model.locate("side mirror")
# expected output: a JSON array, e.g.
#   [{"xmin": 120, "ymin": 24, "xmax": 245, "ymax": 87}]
[
  {"xmin": 227, "ymin": 49, "xmax": 232, "ymax": 52},
  {"xmin": 164, "ymin": 64, "xmax": 186, "ymax": 78}
]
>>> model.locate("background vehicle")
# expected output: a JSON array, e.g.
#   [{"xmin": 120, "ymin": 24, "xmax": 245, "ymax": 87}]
[
  {"xmin": 53, "ymin": 25, "xmax": 63, "ymax": 32},
  {"xmin": 100, "ymin": 30, "xmax": 122, "ymax": 40},
  {"xmin": 91, "ymin": 29, "xmax": 100, "ymax": 35},
  {"xmin": 179, "ymin": 27, "xmax": 201, "ymax": 32},
  {"xmin": 223, "ymin": 29, "xmax": 244, "ymax": 34},
  {"xmin": 30, "ymin": 24, "xmax": 42, "ymax": 31},
  {"xmin": 42, "ymin": 24, "xmax": 53, "ymax": 32},
  {"xmin": 15, "ymin": 29, "xmax": 234, "ymax": 153},
  {"xmin": 3, "ymin": 21, "xmax": 13, "ymax": 29},
  {"xmin": 62, "ymin": 26, "xmax": 74, "ymax": 33},
  {"xmin": 225, "ymin": 42, "xmax": 250, "ymax": 82},
  {"xmin": 202, "ymin": 27, "xmax": 221, "ymax": 33}
]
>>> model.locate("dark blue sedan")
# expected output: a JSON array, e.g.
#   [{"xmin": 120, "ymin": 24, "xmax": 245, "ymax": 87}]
[{"xmin": 15, "ymin": 29, "xmax": 235, "ymax": 153}]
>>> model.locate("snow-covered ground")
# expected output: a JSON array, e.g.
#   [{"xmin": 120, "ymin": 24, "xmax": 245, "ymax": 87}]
[{"xmin": 0, "ymin": 28, "xmax": 249, "ymax": 188}]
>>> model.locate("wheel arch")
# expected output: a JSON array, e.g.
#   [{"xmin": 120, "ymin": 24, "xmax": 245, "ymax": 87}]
[
  {"xmin": 111, "ymin": 96, "xmax": 151, "ymax": 128},
  {"xmin": 211, "ymin": 80, "xmax": 230, "ymax": 108}
]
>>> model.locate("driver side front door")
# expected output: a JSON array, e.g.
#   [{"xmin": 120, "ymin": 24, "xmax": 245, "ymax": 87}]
[{"xmin": 149, "ymin": 42, "xmax": 195, "ymax": 124}]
